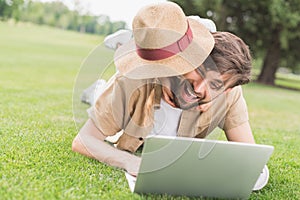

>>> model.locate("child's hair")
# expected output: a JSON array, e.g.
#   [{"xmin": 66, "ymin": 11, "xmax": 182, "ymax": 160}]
[{"xmin": 206, "ymin": 31, "xmax": 252, "ymax": 89}]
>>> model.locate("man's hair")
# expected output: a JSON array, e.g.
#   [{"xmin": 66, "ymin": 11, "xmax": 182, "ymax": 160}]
[{"xmin": 205, "ymin": 31, "xmax": 252, "ymax": 89}]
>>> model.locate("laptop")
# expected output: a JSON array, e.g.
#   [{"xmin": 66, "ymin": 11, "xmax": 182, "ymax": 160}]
[{"xmin": 125, "ymin": 135, "xmax": 274, "ymax": 199}]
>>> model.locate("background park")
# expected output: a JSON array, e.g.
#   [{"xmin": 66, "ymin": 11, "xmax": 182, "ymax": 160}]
[{"xmin": 0, "ymin": 0, "xmax": 299, "ymax": 199}]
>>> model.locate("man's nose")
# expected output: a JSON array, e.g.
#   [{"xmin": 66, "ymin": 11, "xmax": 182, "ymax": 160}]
[{"xmin": 193, "ymin": 80, "xmax": 206, "ymax": 98}]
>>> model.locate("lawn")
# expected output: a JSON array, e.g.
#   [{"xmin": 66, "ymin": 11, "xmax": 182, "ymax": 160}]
[{"xmin": 0, "ymin": 21, "xmax": 299, "ymax": 199}]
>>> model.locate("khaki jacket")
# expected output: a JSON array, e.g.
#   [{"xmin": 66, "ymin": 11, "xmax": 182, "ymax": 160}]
[{"xmin": 88, "ymin": 73, "xmax": 249, "ymax": 152}]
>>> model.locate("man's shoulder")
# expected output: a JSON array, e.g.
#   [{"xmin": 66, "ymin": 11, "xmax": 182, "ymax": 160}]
[
  {"xmin": 224, "ymin": 85, "xmax": 245, "ymax": 105},
  {"xmin": 231, "ymin": 85, "xmax": 243, "ymax": 92},
  {"xmin": 227, "ymin": 85, "xmax": 243, "ymax": 97}
]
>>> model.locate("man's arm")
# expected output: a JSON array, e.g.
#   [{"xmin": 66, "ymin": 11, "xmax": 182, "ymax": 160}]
[
  {"xmin": 224, "ymin": 121, "xmax": 255, "ymax": 144},
  {"xmin": 72, "ymin": 119, "xmax": 141, "ymax": 176}
]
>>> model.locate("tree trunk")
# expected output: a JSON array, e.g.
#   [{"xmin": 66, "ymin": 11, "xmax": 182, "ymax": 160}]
[{"xmin": 257, "ymin": 27, "xmax": 281, "ymax": 85}]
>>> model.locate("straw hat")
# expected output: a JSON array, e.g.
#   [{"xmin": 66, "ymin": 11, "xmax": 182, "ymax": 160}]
[{"xmin": 114, "ymin": 2, "xmax": 215, "ymax": 79}]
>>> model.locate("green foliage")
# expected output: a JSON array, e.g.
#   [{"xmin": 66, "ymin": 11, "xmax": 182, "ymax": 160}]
[
  {"xmin": 1, "ymin": 0, "xmax": 127, "ymax": 35},
  {"xmin": 0, "ymin": 21, "xmax": 300, "ymax": 200},
  {"xmin": 171, "ymin": 0, "xmax": 300, "ymax": 85},
  {"xmin": 0, "ymin": 0, "xmax": 24, "ymax": 20}
]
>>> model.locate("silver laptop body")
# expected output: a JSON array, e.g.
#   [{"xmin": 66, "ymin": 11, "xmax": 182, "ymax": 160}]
[{"xmin": 134, "ymin": 135, "xmax": 274, "ymax": 199}]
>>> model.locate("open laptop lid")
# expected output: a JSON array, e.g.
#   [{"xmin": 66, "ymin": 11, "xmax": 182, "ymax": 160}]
[{"xmin": 134, "ymin": 135, "xmax": 274, "ymax": 199}]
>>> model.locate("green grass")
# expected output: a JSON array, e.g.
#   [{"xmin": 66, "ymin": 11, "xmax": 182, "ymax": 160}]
[
  {"xmin": 0, "ymin": 21, "xmax": 299, "ymax": 199},
  {"xmin": 242, "ymin": 83, "xmax": 300, "ymax": 199},
  {"xmin": 251, "ymin": 61, "xmax": 300, "ymax": 91},
  {"xmin": 275, "ymin": 73, "xmax": 300, "ymax": 90}
]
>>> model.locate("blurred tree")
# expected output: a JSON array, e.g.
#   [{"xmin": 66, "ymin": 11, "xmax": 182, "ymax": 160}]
[
  {"xmin": 0, "ymin": 0, "xmax": 24, "ymax": 20},
  {"xmin": 18, "ymin": 1, "xmax": 126, "ymax": 36},
  {"xmin": 112, "ymin": 21, "xmax": 127, "ymax": 33},
  {"xmin": 171, "ymin": 0, "xmax": 300, "ymax": 85}
]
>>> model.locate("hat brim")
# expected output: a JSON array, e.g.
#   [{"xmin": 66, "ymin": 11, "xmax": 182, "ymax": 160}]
[{"xmin": 114, "ymin": 18, "xmax": 215, "ymax": 79}]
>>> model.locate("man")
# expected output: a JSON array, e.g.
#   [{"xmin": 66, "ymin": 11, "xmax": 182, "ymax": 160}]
[
  {"xmin": 80, "ymin": 15, "xmax": 217, "ymax": 106},
  {"xmin": 72, "ymin": 2, "xmax": 265, "ymax": 188}
]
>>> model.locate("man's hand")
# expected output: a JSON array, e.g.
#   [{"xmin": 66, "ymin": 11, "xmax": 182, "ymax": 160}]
[
  {"xmin": 73, "ymin": 119, "xmax": 142, "ymax": 175},
  {"xmin": 124, "ymin": 155, "xmax": 142, "ymax": 177}
]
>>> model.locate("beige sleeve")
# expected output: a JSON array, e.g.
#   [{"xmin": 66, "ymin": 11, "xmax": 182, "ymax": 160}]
[
  {"xmin": 87, "ymin": 75, "xmax": 124, "ymax": 136},
  {"xmin": 222, "ymin": 86, "xmax": 249, "ymax": 131}
]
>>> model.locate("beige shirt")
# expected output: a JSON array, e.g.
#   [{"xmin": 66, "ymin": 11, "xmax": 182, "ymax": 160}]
[{"xmin": 88, "ymin": 73, "xmax": 249, "ymax": 152}]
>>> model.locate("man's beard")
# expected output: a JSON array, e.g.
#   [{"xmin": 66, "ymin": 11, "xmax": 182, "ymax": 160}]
[{"xmin": 170, "ymin": 77, "xmax": 206, "ymax": 110}]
